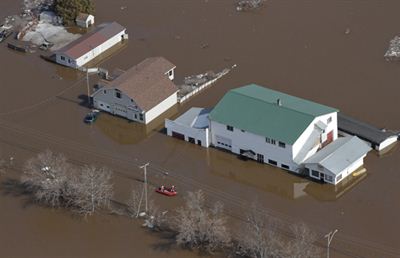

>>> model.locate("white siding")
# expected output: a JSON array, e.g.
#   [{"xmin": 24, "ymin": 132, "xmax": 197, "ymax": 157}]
[
  {"xmin": 92, "ymin": 88, "xmax": 144, "ymax": 123},
  {"xmin": 209, "ymin": 121, "xmax": 299, "ymax": 172},
  {"xmin": 165, "ymin": 68, "xmax": 175, "ymax": 81},
  {"xmin": 144, "ymin": 92, "xmax": 178, "ymax": 124},
  {"xmin": 305, "ymin": 155, "xmax": 366, "ymax": 185},
  {"xmin": 56, "ymin": 29, "xmax": 127, "ymax": 68},
  {"xmin": 292, "ymin": 112, "xmax": 338, "ymax": 162},
  {"xmin": 165, "ymin": 119, "xmax": 210, "ymax": 147}
]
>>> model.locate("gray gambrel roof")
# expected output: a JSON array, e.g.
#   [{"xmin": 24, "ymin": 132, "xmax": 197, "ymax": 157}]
[{"xmin": 304, "ymin": 136, "xmax": 371, "ymax": 175}]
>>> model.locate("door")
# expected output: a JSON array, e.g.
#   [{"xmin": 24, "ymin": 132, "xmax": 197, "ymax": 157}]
[
  {"xmin": 172, "ymin": 131, "xmax": 185, "ymax": 140},
  {"xmin": 113, "ymin": 103, "xmax": 128, "ymax": 117},
  {"xmin": 322, "ymin": 130, "xmax": 333, "ymax": 147},
  {"xmin": 256, "ymin": 154, "xmax": 264, "ymax": 163}
]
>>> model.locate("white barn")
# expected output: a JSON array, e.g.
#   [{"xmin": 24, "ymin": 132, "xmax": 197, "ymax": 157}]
[
  {"xmin": 208, "ymin": 84, "xmax": 339, "ymax": 173},
  {"xmin": 165, "ymin": 84, "xmax": 371, "ymax": 185},
  {"xmin": 55, "ymin": 22, "xmax": 128, "ymax": 68},
  {"xmin": 92, "ymin": 57, "xmax": 178, "ymax": 124},
  {"xmin": 76, "ymin": 13, "xmax": 95, "ymax": 28}
]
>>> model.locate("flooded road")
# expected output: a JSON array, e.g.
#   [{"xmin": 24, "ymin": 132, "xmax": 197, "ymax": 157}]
[{"xmin": 1, "ymin": 0, "xmax": 400, "ymax": 257}]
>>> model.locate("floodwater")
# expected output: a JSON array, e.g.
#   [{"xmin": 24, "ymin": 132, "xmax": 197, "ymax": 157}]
[{"xmin": 1, "ymin": 0, "xmax": 400, "ymax": 257}]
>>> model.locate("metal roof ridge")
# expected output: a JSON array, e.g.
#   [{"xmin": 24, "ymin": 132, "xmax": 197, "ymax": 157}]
[
  {"xmin": 229, "ymin": 90, "xmax": 317, "ymax": 119},
  {"xmin": 318, "ymin": 137, "xmax": 354, "ymax": 164}
]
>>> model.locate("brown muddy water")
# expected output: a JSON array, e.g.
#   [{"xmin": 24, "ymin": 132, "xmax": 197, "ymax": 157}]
[{"xmin": 1, "ymin": 0, "xmax": 400, "ymax": 257}]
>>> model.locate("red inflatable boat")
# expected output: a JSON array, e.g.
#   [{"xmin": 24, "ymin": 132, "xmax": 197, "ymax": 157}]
[{"xmin": 155, "ymin": 186, "xmax": 177, "ymax": 196}]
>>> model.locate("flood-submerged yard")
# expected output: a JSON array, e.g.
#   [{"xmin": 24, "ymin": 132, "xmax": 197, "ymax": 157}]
[{"xmin": 0, "ymin": 0, "xmax": 400, "ymax": 257}]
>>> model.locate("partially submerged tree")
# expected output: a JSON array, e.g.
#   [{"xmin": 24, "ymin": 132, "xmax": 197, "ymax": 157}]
[
  {"xmin": 21, "ymin": 150, "xmax": 71, "ymax": 207},
  {"xmin": 237, "ymin": 202, "xmax": 283, "ymax": 258},
  {"xmin": 175, "ymin": 190, "xmax": 230, "ymax": 253},
  {"xmin": 72, "ymin": 165, "xmax": 113, "ymax": 216},
  {"xmin": 54, "ymin": 0, "xmax": 94, "ymax": 25},
  {"xmin": 282, "ymin": 222, "xmax": 322, "ymax": 258},
  {"xmin": 126, "ymin": 187, "xmax": 143, "ymax": 218}
]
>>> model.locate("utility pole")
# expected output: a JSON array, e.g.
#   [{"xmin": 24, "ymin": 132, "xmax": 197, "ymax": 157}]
[
  {"xmin": 325, "ymin": 229, "xmax": 338, "ymax": 258},
  {"xmin": 139, "ymin": 163, "xmax": 150, "ymax": 213},
  {"xmin": 86, "ymin": 70, "xmax": 90, "ymax": 106}
]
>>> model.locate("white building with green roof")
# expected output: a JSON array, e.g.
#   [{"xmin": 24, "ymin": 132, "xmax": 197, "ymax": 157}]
[
  {"xmin": 165, "ymin": 84, "xmax": 371, "ymax": 185},
  {"xmin": 208, "ymin": 84, "xmax": 339, "ymax": 175}
]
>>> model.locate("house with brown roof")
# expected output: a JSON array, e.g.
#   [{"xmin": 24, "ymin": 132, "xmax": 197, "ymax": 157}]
[
  {"xmin": 76, "ymin": 13, "xmax": 95, "ymax": 28},
  {"xmin": 91, "ymin": 57, "xmax": 178, "ymax": 124},
  {"xmin": 55, "ymin": 22, "xmax": 128, "ymax": 68}
]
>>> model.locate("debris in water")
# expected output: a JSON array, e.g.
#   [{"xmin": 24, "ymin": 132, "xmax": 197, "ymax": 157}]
[
  {"xmin": 178, "ymin": 65, "xmax": 236, "ymax": 103},
  {"xmin": 236, "ymin": 0, "xmax": 266, "ymax": 12},
  {"xmin": 384, "ymin": 35, "xmax": 400, "ymax": 61},
  {"xmin": 200, "ymin": 43, "xmax": 209, "ymax": 49}
]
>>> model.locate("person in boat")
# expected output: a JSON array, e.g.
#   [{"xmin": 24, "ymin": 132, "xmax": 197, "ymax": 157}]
[
  {"xmin": 160, "ymin": 185, "xmax": 165, "ymax": 192},
  {"xmin": 171, "ymin": 185, "xmax": 176, "ymax": 192}
]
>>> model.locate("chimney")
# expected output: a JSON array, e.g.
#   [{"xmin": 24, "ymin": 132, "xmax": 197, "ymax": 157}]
[{"xmin": 277, "ymin": 98, "xmax": 282, "ymax": 106}]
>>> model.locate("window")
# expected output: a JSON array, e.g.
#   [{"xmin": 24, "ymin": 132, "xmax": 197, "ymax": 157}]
[
  {"xmin": 311, "ymin": 170, "xmax": 319, "ymax": 177},
  {"xmin": 68, "ymin": 59, "xmax": 71, "ymax": 64},
  {"xmin": 266, "ymin": 137, "xmax": 276, "ymax": 145},
  {"xmin": 226, "ymin": 125, "xmax": 233, "ymax": 131},
  {"xmin": 325, "ymin": 175, "xmax": 333, "ymax": 182},
  {"xmin": 60, "ymin": 56, "xmax": 65, "ymax": 61},
  {"xmin": 281, "ymin": 164, "xmax": 289, "ymax": 170},
  {"xmin": 268, "ymin": 159, "xmax": 277, "ymax": 166},
  {"xmin": 305, "ymin": 168, "xmax": 310, "ymax": 174},
  {"xmin": 131, "ymin": 99, "xmax": 134, "ymax": 102},
  {"xmin": 327, "ymin": 117, "xmax": 332, "ymax": 124},
  {"xmin": 106, "ymin": 105, "xmax": 110, "ymax": 109},
  {"xmin": 103, "ymin": 90, "xmax": 106, "ymax": 94},
  {"xmin": 336, "ymin": 174, "xmax": 342, "ymax": 181},
  {"xmin": 188, "ymin": 137, "xmax": 195, "ymax": 144},
  {"xmin": 168, "ymin": 70, "xmax": 173, "ymax": 76},
  {"xmin": 115, "ymin": 91, "xmax": 122, "ymax": 99},
  {"xmin": 139, "ymin": 114, "xmax": 144, "ymax": 120},
  {"xmin": 278, "ymin": 141, "xmax": 286, "ymax": 148},
  {"xmin": 241, "ymin": 129, "xmax": 245, "ymax": 133},
  {"xmin": 100, "ymin": 103, "xmax": 104, "ymax": 107}
]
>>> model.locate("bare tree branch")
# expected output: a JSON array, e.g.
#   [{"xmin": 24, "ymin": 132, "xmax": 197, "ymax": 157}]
[
  {"xmin": 174, "ymin": 190, "xmax": 230, "ymax": 253},
  {"xmin": 21, "ymin": 150, "xmax": 72, "ymax": 207},
  {"xmin": 72, "ymin": 165, "xmax": 113, "ymax": 216}
]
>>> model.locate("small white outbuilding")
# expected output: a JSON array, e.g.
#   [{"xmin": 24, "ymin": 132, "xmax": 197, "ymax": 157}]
[{"xmin": 76, "ymin": 13, "xmax": 95, "ymax": 28}]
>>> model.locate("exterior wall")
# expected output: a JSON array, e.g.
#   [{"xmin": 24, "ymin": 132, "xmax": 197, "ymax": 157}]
[
  {"xmin": 165, "ymin": 68, "xmax": 175, "ymax": 81},
  {"xmin": 209, "ymin": 120, "xmax": 299, "ymax": 172},
  {"xmin": 56, "ymin": 54, "xmax": 78, "ymax": 68},
  {"xmin": 144, "ymin": 92, "xmax": 178, "ymax": 124},
  {"xmin": 377, "ymin": 136, "xmax": 398, "ymax": 151},
  {"xmin": 92, "ymin": 87, "xmax": 145, "ymax": 123},
  {"xmin": 292, "ymin": 112, "xmax": 338, "ymax": 162},
  {"xmin": 305, "ymin": 155, "xmax": 366, "ymax": 185},
  {"xmin": 165, "ymin": 119, "xmax": 210, "ymax": 147},
  {"xmin": 56, "ymin": 29, "xmax": 127, "ymax": 68},
  {"xmin": 77, "ymin": 16, "xmax": 95, "ymax": 28}
]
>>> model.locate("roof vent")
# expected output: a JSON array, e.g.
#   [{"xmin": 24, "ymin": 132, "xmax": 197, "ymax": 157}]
[{"xmin": 277, "ymin": 98, "xmax": 282, "ymax": 106}]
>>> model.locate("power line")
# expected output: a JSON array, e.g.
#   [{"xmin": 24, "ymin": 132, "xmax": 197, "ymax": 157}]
[{"xmin": 0, "ymin": 118, "xmax": 398, "ymax": 258}]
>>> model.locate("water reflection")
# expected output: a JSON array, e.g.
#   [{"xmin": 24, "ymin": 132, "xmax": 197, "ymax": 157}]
[
  {"xmin": 95, "ymin": 104, "xmax": 178, "ymax": 144},
  {"xmin": 208, "ymin": 148, "xmax": 367, "ymax": 201}
]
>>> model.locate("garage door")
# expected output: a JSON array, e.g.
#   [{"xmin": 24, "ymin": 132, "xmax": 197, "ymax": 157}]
[{"xmin": 172, "ymin": 131, "xmax": 185, "ymax": 140}]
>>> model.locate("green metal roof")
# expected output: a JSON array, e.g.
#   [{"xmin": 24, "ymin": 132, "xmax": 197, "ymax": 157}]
[{"xmin": 209, "ymin": 84, "xmax": 338, "ymax": 145}]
